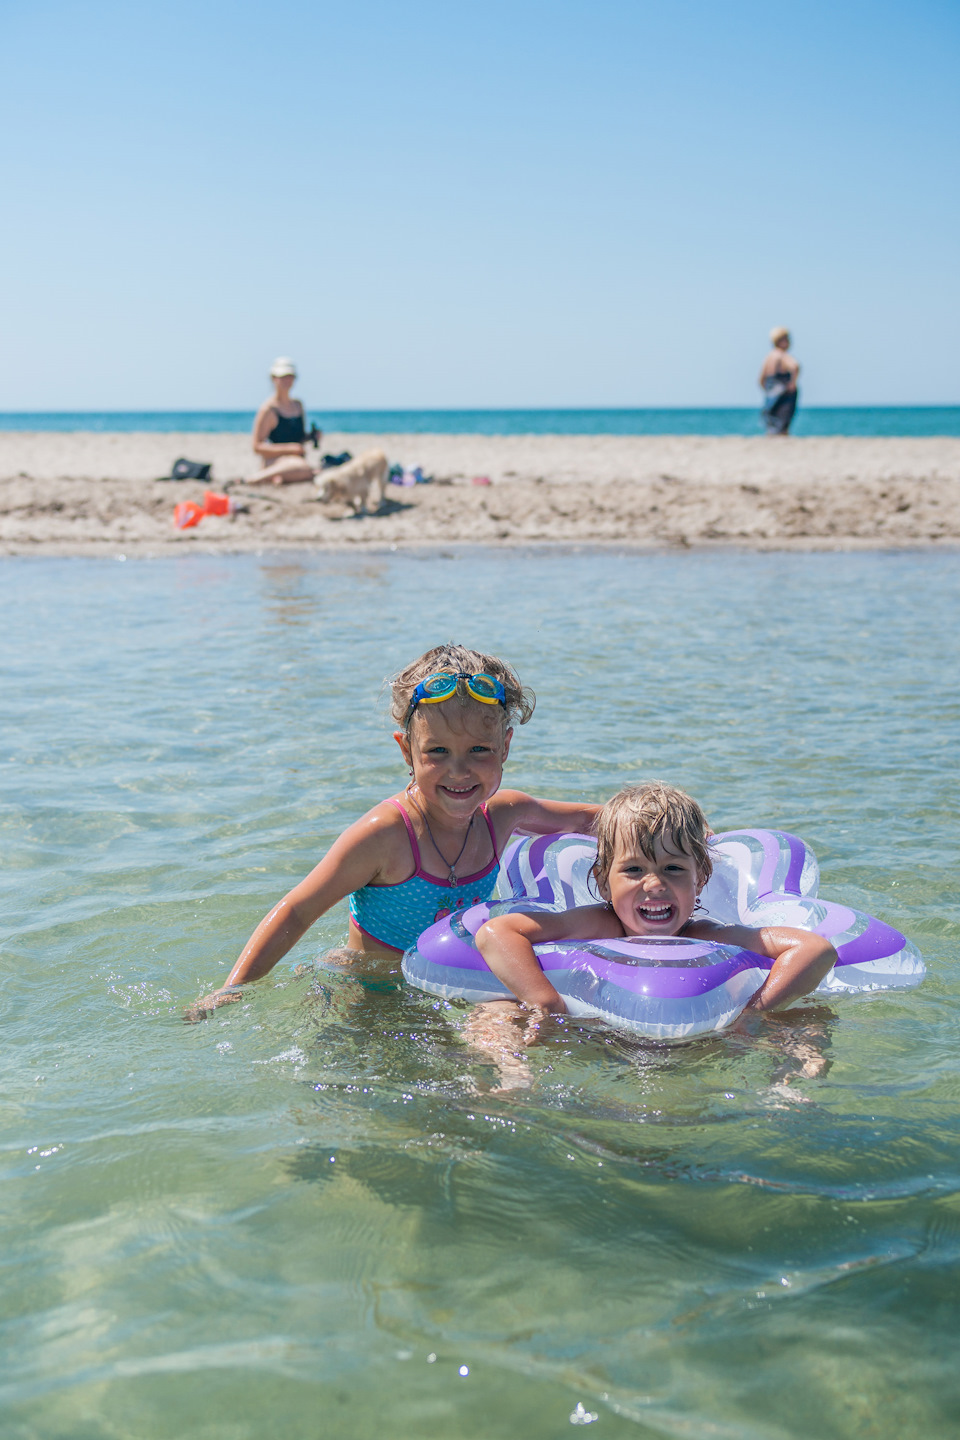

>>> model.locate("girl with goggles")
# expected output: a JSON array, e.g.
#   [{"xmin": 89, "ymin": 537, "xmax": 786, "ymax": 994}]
[{"xmin": 188, "ymin": 644, "xmax": 600, "ymax": 1022}]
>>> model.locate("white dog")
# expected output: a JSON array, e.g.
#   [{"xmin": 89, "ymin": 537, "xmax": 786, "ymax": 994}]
[{"xmin": 316, "ymin": 449, "xmax": 388, "ymax": 513}]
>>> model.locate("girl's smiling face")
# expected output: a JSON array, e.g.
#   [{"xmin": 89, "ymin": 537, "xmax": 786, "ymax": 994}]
[
  {"xmin": 601, "ymin": 832, "xmax": 700, "ymax": 936},
  {"xmin": 396, "ymin": 703, "xmax": 512, "ymax": 821}
]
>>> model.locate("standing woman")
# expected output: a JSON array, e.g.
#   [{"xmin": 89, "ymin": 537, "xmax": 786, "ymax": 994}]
[
  {"xmin": 246, "ymin": 357, "xmax": 322, "ymax": 484},
  {"xmin": 759, "ymin": 327, "xmax": 800, "ymax": 436}
]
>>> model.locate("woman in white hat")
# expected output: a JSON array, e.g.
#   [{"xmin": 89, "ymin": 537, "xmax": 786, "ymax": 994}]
[
  {"xmin": 758, "ymin": 328, "xmax": 800, "ymax": 436},
  {"xmin": 246, "ymin": 358, "xmax": 322, "ymax": 484}
]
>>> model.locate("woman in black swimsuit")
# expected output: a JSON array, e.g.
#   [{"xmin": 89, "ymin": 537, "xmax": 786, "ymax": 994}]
[
  {"xmin": 758, "ymin": 327, "xmax": 800, "ymax": 436},
  {"xmin": 246, "ymin": 357, "xmax": 322, "ymax": 484}
]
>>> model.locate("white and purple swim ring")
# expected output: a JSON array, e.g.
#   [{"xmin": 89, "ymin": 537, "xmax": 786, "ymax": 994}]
[{"xmin": 401, "ymin": 830, "xmax": 924, "ymax": 1041}]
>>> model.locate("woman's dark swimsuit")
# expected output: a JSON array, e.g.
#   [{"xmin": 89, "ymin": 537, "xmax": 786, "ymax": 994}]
[
  {"xmin": 762, "ymin": 372, "xmax": 797, "ymax": 435},
  {"xmin": 268, "ymin": 408, "xmax": 306, "ymax": 444}
]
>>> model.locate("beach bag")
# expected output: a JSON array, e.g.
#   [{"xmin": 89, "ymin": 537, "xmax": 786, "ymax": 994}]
[{"xmin": 170, "ymin": 457, "xmax": 212, "ymax": 481}]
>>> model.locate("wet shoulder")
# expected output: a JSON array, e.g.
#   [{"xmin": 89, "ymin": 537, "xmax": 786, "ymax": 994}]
[{"xmin": 337, "ymin": 794, "xmax": 417, "ymax": 885}]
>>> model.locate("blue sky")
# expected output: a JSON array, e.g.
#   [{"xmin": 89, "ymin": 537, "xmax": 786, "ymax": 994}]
[{"xmin": 0, "ymin": 0, "xmax": 957, "ymax": 409}]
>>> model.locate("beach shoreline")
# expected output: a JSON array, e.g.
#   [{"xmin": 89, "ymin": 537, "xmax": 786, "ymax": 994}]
[{"xmin": 3, "ymin": 431, "xmax": 960, "ymax": 555}]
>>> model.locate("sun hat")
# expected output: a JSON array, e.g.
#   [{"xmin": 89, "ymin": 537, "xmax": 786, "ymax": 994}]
[
  {"xmin": 769, "ymin": 327, "xmax": 790, "ymax": 345},
  {"xmin": 270, "ymin": 356, "xmax": 297, "ymax": 377}
]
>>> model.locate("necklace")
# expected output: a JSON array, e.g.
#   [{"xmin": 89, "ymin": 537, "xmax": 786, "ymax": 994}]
[{"xmin": 408, "ymin": 792, "xmax": 474, "ymax": 887}]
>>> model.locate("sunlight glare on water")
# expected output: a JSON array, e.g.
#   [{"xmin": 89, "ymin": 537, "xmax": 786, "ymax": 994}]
[{"xmin": 1, "ymin": 548, "xmax": 958, "ymax": 1439}]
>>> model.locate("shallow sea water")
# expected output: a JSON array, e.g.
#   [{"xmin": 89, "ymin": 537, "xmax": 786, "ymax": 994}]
[{"xmin": 1, "ymin": 548, "xmax": 958, "ymax": 1440}]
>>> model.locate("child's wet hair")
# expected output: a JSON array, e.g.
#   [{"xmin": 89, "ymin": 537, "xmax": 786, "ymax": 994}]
[
  {"xmin": 390, "ymin": 644, "xmax": 535, "ymax": 734},
  {"xmin": 592, "ymin": 782, "xmax": 713, "ymax": 893}
]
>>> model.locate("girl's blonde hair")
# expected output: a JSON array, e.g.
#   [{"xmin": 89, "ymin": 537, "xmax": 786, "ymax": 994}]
[
  {"xmin": 592, "ymin": 782, "xmax": 713, "ymax": 893},
  {"xmin": 389, "ymin": 644, "xmax": 536, "ymax": 733}
]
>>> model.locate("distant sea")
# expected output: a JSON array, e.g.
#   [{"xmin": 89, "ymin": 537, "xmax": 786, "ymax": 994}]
[{"xmin": 1, "ymin": 407, "xmax": 958, "ymax": 437}]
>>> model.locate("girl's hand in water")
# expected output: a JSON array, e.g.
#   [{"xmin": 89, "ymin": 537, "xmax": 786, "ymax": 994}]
[
  {"xmin": 184, "ymin": 986, "xmax": 244, "ymax": 1023},
  {"xmin": 462, "ymin": 1001, "xmax": 559, "ymax": 1092}
]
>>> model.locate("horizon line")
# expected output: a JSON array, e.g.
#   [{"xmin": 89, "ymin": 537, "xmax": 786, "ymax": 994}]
[{"xmin": 1, "ymin": 403, "xmax": 959, "ymax": 416}]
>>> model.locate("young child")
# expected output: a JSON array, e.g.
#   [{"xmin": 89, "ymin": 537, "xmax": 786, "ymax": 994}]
[
  {"xmin": 188, "ymin": 644, "xmax": 601, "ymax": 1017},
  {"xmin": 475, "ymin": 782, "xmax": 839, "ymax": 1017}
]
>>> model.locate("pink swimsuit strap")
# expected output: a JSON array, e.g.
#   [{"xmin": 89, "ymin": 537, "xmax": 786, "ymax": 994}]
[{"xmin": 389, "ymin": 797, "xmax": 499, "ymax": 883}]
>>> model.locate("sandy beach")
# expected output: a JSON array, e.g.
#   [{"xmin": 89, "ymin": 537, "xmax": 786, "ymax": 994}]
[{"xmin": 2, "ymin": 431, "xmax": 959, "ymax": 554}]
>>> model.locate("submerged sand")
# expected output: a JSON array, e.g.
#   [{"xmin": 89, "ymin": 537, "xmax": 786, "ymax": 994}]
[{"xmin": 2, "ymin": 431, "xmax": 959, "ymax": 554}]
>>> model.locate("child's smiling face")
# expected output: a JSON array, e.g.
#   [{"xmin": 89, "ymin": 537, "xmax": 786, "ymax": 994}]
[
  {"xmin": 396, "ymin": 702, "xmax": 512, "ymax": 820},
  {"xmin": 602, "ymin": 831, "xmax": 700, "ymax": 936}
]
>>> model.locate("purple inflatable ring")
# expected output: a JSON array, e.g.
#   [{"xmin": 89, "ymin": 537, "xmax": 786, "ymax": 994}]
[{"xmin": 401, "ymin": 830, "xmax": 924, "ymax": 1040}]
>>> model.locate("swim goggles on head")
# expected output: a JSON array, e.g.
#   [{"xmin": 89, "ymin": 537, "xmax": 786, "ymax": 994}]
[{"xmin": 407, "ymin": 671, "xmax": 506, "ymax": 714}]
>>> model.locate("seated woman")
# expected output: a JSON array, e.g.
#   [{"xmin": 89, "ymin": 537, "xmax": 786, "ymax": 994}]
[{"xmin": 246, "ymin": 357, "xmax": 321, "ymax": 485}]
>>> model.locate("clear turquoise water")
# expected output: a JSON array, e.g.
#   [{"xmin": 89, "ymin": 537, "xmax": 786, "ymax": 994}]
[
  {"xmin": 2, "ymin": 407, "xmax": 960, "ymax": 436},
  {"xmin": 1, "ymin": 549, "xmax": 958, "ymax": 1439}
]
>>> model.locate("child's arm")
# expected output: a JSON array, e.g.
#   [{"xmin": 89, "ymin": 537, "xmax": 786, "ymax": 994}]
[
  {"xmin": 688, "ymin": 920, "xmax": 837, "ymax": 1011},
  {"xmin": 186, "ymin": 809, "xmax": 397, "ymax": 1019},
  {"xmin": 476, "ymin": 904, "xmax": 617, "ymax": 1012},
  {"xmin": 491, "ymin": 790, "xmax": 601, "ymax": 837}
]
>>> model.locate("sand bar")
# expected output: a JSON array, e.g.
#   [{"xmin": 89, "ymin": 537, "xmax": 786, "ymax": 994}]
[{"xmin": 2, "ymin": 431, "xmax": 959, "ymax": 555}]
